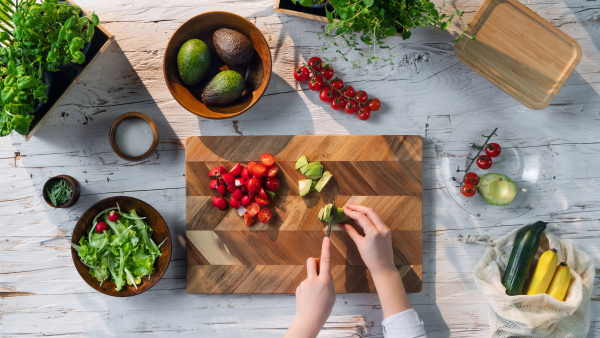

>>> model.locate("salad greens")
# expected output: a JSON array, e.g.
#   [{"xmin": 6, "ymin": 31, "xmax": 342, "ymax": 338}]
[
  {"xmin": 72, "ymin": 205, "xmax": 167, "ymax": 291},
  {"xmin": 45, "ymin": 178, "xmax": 72, "ymax": 206}
]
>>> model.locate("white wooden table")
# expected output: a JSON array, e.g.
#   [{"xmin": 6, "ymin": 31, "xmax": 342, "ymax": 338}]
[{"xmin": 2, "ymin": 0, "xmax": 599, "ymax": 336}]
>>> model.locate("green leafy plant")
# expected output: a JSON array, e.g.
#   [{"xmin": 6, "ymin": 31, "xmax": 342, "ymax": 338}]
[
  {"xmin": 45, "ymin": 178, "xmax": 73, "ymax": 206},
  {"xmin": 292, "ymin": 0, "xmax": 328, "ymax": 5},
  {"xmin": 297, "ymin": 0, "xmax": 475, "ymax": 65}
]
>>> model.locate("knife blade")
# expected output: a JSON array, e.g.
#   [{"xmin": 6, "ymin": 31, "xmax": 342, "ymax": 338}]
[{"xmin": 327, "ymin": 199, "xmax": 336, "ymax": 237}]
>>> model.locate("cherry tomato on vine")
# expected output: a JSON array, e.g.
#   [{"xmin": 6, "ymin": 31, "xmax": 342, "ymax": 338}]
[
  {"xmin": 344, "ymin": 100, "xmax": 358, "ymax": 114},
  {"xmin": 294, "ymin": 66, "xmax": 309, "ymax": 82},
  {"xmin": 476, "ymin": 155, "xmax": 493, "ymax": 170},
  {"xmin": 355, "ymin": 90, "xmax": 368, "ymax": 104},
  {"xmin": 485, "ymin": 143, "xmax": 501, "ymax": 158},
  {"xmin": 319, "ymin": 88, "xmax": 334, "ymax": 102},
  {"xmin": 331, "ymin": 97, "xmax": 344, "ymax": 110},
  {"xmin": 461, "ymin": 183, "xmax": 477, "ymax": 197},
  {"xmin": 308, "ymin": 57, "xmax": 323, "ymax": 72},
  {"xmin": 367, "ymin": 98, "xmax": 381, "ymax": 111},
  {"xmin": 331, "ymin": 78, "xmax": 344, "ymax": 90},
  {"xmin": 464, "ymin": 172, "xmax": 479, "ymax": 185},
  {"xmin": 260, "ymin": 153, "xmax": 275, "ymax": 167},
  {"xmin": 357, "ymin": 106, "xmax": 371, "ymax": 120},
  {"xmin": 321, "ymin": 65, "xmax": 334, "ymax": 80},
  {"xmin": 342, "ymin": 86, "xmax": 356, "ymax": 98},
  {"xmin": 308, "ymin": 75, "xmax": 324, "ymax": 91}
]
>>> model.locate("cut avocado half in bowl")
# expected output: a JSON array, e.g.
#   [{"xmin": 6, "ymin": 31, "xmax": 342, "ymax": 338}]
[{"xmin": 476, "ymin": 173, "xmax": 517, "ymax": 206}]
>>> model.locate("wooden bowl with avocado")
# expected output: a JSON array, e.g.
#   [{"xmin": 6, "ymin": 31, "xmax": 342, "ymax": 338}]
[{"xmin": 163, "ymin": 11, "xmax": 272, "ymax": 119}]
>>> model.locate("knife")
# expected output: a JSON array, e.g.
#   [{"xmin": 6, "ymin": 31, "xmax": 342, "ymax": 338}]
[{"xmin": 326, "ymin": 199, "xmax": 336, "ymax": 238}]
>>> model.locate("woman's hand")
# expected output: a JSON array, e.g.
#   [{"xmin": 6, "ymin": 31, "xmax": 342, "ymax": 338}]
[
  {"xmin": 339, "ymin": 202, "xmax": 396, "ymax": 278},
  {"xmin": 285, "ymin": 237, "xmax": 336, "ymax": 338}
]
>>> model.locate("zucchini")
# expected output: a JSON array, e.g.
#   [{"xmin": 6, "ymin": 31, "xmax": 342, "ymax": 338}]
[{"xmin": 502, "ymin": 221, "xmax": 547, "ymax": 296}]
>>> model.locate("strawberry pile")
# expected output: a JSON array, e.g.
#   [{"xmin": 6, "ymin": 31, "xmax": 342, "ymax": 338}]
[{"xmin": 209, "ymin": 153, "xmax": 280, "ymax": 226}]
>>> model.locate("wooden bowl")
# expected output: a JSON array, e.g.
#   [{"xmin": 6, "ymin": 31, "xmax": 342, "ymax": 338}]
[
  {"xmin": 43, "ymin": 175, "xmax": 80, "ymax": 208},
  {"xmin": 163, "ymin": 11, "xmax": 272, "ymax": 119},
  {"xmin": 71, "ymin": 196, "xmax": 172, "ymax": 297},
  {"xmin": 109, "ymin": 112, "xmax": 159, "ymax": 161}
]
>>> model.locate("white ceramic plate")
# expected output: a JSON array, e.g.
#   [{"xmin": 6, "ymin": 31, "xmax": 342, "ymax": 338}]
[{"xmin": 441, "ymin": 112, "xmax": 554, "ymax": 221}]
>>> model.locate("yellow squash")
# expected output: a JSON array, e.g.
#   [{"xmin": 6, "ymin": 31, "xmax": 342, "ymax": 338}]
[
  {"xmin": 525, "ymin": 249, "xmax": 558, "ymax": 295},
  {"xmin": 546, "ymin": 262, "xmax": 571, "ymax": 301}
]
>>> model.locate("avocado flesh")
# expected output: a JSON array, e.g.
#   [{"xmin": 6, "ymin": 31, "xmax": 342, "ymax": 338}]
[
  {"xmin": 299, "ymin": 179, "xmax": 312, "ymax": 197},
  {"xmin": 202, "ymin": 70, "xmax": 245, "ymax": 106},
  {"xmin": 476, "ymin": 173, "xmax": 517, "ymax": 206},
  {"xmin": 213, "ymin": 28, "xmax": 254, "ymax": 66},
  {"xmin": 305, "ymin": 166, "xmax": 323, "ymax": 180},
  {"xmin": 177, "ymin": 39, "xmax": 211, "ymax": 85},
  {"xmin": 295, "ymin": 155, "xmax": 308, "ymax": 169},
  {"xmin": 320, "ymin": 204, "xmax": 350, "ymax": 224},
  {"xmin": 315, "ymin": 171, "xmax": 332, "ymax": 192}
]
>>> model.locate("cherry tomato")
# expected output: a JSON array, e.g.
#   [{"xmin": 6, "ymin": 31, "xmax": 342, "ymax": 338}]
[
  {"xmin": 255, "ymin": 196, "xmax": 269, "ymax": 206},
  {"xmin": 344, "ymin": 100, "xmax": 358, "ymax": 114},
  {"xmin": 355, "ymin": 90, "xmax": 368, "ymax": 104},
  {"xmin": 246, "ymin": 177, "xmax": 261, "ymax": 192},
  {"xmin": 330, "ymin": 97, "xmax": 344, "ymax": 110},
  {"xmin": 246, "ymin": 202, "xmax": 260, "ymax": 216},
  {"xmin": 266, "ymin": 165, "xmax": 278, "ymax": 177},
  {"xmin": 464, "ymin": 172, "xmax": 479, "ymax": 185},
  {"xmin": 308, "ymin": 57, "xmax": 323, "ymax": 72},
  {"xmin": 258, "ymin": 208, "xmax": 273, "ymax": 223},
  {"xmin": 260, "ymin": 153, "xmax": 275, "ymax": 167},
  {"xmin": 476, "ymin": 155, "xmax": 493, "ymax": 170},
  {"xmin": 96, "ymin": 221, "xmax": 108, "ymax": 234},
  {"xmin": 265, "ymin": 177, "xmax": 280, "ymax": 191},
  {"xmin": 357, "ymin": 106, "xmax": 371, "ymax": 120},
  {"xmin": 252, "ymin": 164, "xmax": 266, "ymax": 178},
  {"xmin": 461, "ymin": 183, "xmax": 477, "ymax": 197},
  {"xmin": 331, "ymin": 78, "xmax": 344, "ymax": 90},
  {"xmin": 321, "ymin": 65, "xmax": 334, "ymax": 80},
  {"xmin": 243, "ymin": 213, "xmax": 253, "ymax": 226},
  {"xmin": 212, "ymin": 196, "xmax": 228, "ymax": 210},
  {"xmin": 247, "ymin": 161, "xmax": 258, "ymax": 172},
  {"xmin": 258, "ymin": 188, "xmax": 268, "ymax": 199},
  {"xmin": 294, "ymin": 66, "xmax": 309, "ymax": 82},
  {"xmin": 308, "ymin": 75, "xmax": 324, "ymax": 91},
  {"xmin": 319, "ymin": 88, "xmax": 334, "ymax": 102},
  {"xmin": 485, "ymin": 143, "xmax": 501, "ymax": 158},
  {"xmin": 342, "ymin": 86, "xmax": 355, "ymax": 98},
  {"xmin": 367, "ymin": 98, "xmax": 381, "ymax": 111}
]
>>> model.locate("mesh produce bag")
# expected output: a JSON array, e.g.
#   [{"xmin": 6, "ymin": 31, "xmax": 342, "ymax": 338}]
[{"xmin": 469, "ymin": 225, "xmax": 595, "ymax": 337}]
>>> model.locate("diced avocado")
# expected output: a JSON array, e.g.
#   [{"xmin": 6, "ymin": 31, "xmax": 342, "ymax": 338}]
[
  {"xmin": 295, "ymin": 155, "xmax": 309, "ymax": 170},
  {"xmin": 319, "ymin": 204, "xmax": 350, "ymax": 225},
  {"xmin": 322, "ymin": 204, "xmax": 333, "ymax": 222},
  {"xmin": 317, "ymin": 206, "xmax": 326, "ymax": 220},
  {"xmin": 305, "ymin": 166, "xmax": 323, "ymax": 180},
  {"xmin": 308, "ymin": 162, "xmax": 322, "ymax": 169},
  {"xmin": 476, "ymin": 173, "xmax": 517, "ymax": 206},
  {"xmin": 265, "ymin": 190, "xmax": 276, "ymax": 200},
  {"xmin": 202, "ymin": 70, "xmax": 245, "ymax": 106},
  {"xmin": 310, "ymin": 180, "xmax": 318, "ymax": 192},
  {"xmin": 299, "ymin": 179, "xmax": 312, "ymax": 197},
  {"xmin": 177, "ymin": 39, "xmax": 211, "ymax": 85},
  {"xmin": 315, "ymin": 171, "xmax": 332, "ymax": 192},
  {"xmin": 299, "ymin": 164, "xmax": 310, "ymax": 175}
]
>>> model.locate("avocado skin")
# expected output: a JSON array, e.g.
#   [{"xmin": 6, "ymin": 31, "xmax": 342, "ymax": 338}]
[
  {"xmin": 213, "ymin": 28, "xmax": 254, "ymax": 66},
  {"xmin": 202, "ymin": 70, "xmax": 246, "ymax": 106},
  {"xmin": 476, "ymin": 173, "xmax": 517, "ymax": 206},
  {"xmin": 177, "ymin": 39, "xmax": 211, "ymax": 85}
]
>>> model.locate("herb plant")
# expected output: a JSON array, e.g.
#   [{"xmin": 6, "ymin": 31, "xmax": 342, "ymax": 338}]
[
  {"xmin": 296, "ymin": 0, "xmax": 475, "ymax": 65},
  {"xmin": 292, "ymin": 0, "xmax": 328, "ymax": 5},
  {"xmin": 45, "ymin": 178, "xmax": 73, "ymax": 206}
]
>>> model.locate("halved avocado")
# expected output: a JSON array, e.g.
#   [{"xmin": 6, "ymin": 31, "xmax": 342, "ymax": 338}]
[{"xmin": 476, "ymin": 173, "xmax": 517, "ymax": 206}]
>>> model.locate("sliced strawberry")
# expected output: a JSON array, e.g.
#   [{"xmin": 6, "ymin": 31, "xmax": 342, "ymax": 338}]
[
  {"xmin": 235, "ymin": 178, "xmax": 245, "ymax": 187},
  {"xmin": 241, "ymin": 195, "xmax": 251, "ymax": 206},
  {"xmin": 243, "ymin": 213, "xmax": 253, "ymax": 226},
  {"xmin": 216, "ymin": 184, "xmax": 226, "ymax": 196},
  {"xmin": 230, "ymin": 163, "xmax": 242, "ymax": 176},
  {"xmin": 209, "ymin": 166, "xmax": 227, "ymax": 177},
  {"xmin": 231, "ymin": 189, "xmax": 243, "ymax": 201},
  {"xmin": 229, "ymin": 198, "xmax": 241, "ymax": 209},
  {"xmin": 209, "ymin": 179, "xmax": 218, "ymax": 189},
  {"xmin": 222, "ymin": 173, "xmax": 235, "ymax": 186}
]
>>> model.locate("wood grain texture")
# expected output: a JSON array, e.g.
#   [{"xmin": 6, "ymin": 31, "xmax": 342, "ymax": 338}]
[
  {"xmin": 186, "ymin": 135, "xmax": 423, "ymax": 293},
  {"xmin": 455, "ymin": 0, "xmax": 581, "ymax": 110},
  {"xmin": 163, "ymin": 11, "xmax": 272, "ymax": 119}
]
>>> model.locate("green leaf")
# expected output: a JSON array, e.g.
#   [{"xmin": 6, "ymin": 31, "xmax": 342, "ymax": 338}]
[
  {"xmin": 440, "ymin": 21, "xmax": 449, "ymax": 31},
  {"xmin": 325, "ymin": 7, "xmax": 333, "ymax": 23},
  {"xmin": 72, "ymin": 51, "xmax": 85, "ymax": 64},
  {"xmin": 300, "ymin": 0, "xmax": 313, "ymax": 6},
  {"xmin": 69, "ymin": 37, "xmax": 85, "ymax": 53},
  {"xmin": 11, "ymin": 113, "xmax": 33, "ymax": 135},
  {"xmin": 363, "ymin": 0, "xmax": 374, "ymax": 7},
  {"xmin": 91, "ymin": 13, "xmax": 99, "ymax": 26}
]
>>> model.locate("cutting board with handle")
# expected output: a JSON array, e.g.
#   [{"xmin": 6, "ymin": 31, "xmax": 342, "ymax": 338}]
[{"xmin": 186, "ymin": 135, "xmax": 423, "ymax": 293}]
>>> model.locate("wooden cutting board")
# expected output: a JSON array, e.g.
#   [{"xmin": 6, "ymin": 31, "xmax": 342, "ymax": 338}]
[
  {"xmin": 455, "ymin": 0, "xmax": 581, "ymax": 110},
  {"xmin": 186, "ymin": 135, "xmax": 423, "ymax": 294}
]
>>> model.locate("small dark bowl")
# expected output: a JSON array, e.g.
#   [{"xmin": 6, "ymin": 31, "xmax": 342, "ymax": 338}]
[
  {"xmin": 43, "ymin": 175, "xmax": 80, "ymax": 208},
  {"xmin": 109, "ymin": 112, "xmax": 159, "ymax": 161},
  {"xmin": 163, "ymin": 11, "xmax": 272, "ymax": 119},
  {"xmin": 71, "ymin": 196, "xmax": 172, "ymax": 297}
]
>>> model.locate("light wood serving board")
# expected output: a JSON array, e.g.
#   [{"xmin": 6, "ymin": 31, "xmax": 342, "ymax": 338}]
[
  {"xmin": 455, "ymin": 0, "xmax": 581, "ymax": 110},
  {"xmin": 186, "ymin": 136, "xmax": 423, "ymax": 294}
]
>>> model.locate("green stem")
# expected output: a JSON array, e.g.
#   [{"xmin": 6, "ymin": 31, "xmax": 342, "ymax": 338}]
[
  {"xmin": 457, "ymin": 127, "xmax": 498, "ymax": 186},
  {"xmin": 305, "ymin": 64, "xmax": 358, "ymax": 105}
]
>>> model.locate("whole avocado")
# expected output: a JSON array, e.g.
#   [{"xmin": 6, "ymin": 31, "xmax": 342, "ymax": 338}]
[
  {"xmin": 202, "ymin": 70, "xmax": 246, "ymax": 106},
  {"xmin": 177, "ymin": 39, "xmax": 210, "ymax": 85},
  {"xmin": 213, "ymin": 28, "xmax": 254, "ymax": 66}
]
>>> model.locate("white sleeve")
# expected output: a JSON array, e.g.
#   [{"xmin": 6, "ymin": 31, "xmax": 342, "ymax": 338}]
[{"xmin": 382, "ymin": 308, "xmax": 427, "ymax": 338}]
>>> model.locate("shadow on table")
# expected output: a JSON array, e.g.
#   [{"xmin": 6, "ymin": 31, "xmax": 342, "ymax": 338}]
[{"xmin": 561, "ymin": 0, "xmax": 600, "ymax": 53}]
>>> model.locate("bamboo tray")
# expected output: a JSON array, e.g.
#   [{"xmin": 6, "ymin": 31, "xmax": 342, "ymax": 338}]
[{"xmin": 455, "ymin": 0, "xmax": 581, "ymax": 109}]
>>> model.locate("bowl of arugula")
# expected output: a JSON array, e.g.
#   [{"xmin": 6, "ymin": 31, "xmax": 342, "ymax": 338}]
[
  {"xmin": 43, "ymin": 175, "xmax": 80, "ymax": 208},
  {"xmin": 71, "ymin": 196, "xmax": 172, "ymax": 297}
]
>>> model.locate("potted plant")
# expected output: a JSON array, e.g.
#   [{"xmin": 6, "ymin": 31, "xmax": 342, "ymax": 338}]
[
  {"xmin": 294, "ymin": 0, "xmax": 475, "ymax": 65},
  {"xmin": 291, "ymin": 0, "xmax": 329, "ymax": 8}
]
